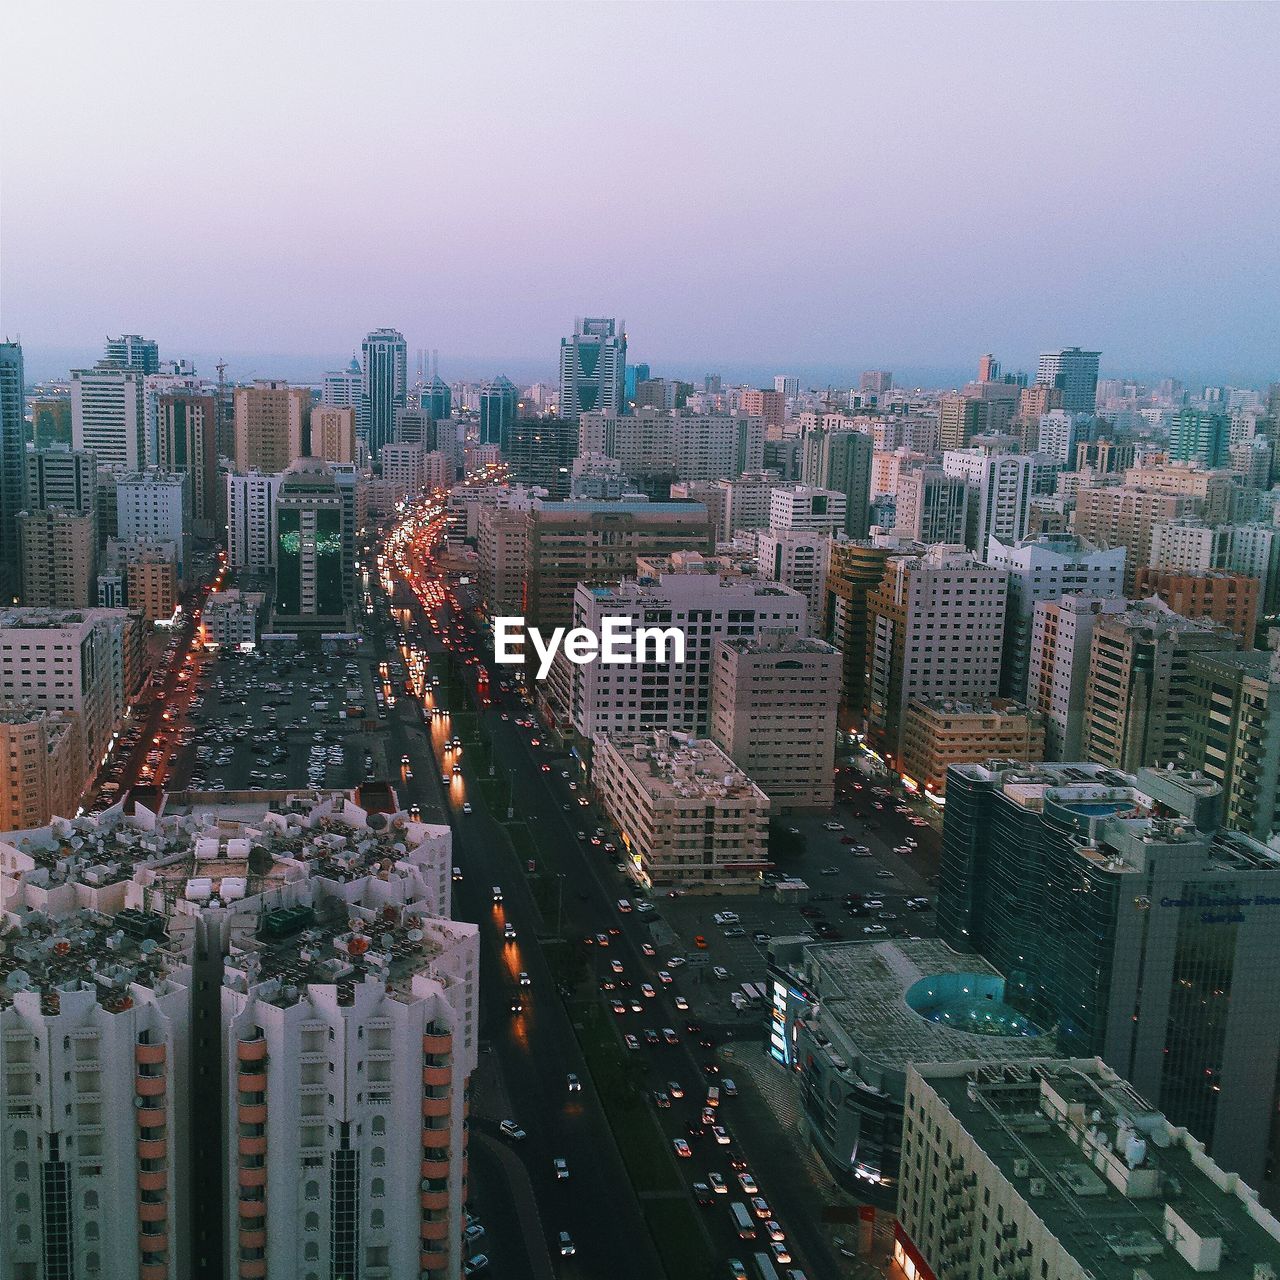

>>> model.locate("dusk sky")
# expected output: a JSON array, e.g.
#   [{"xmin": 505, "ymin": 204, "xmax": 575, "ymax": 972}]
[{"xmin": 4, "ymin": 2, "xmax": 1279, "ymax": 387}]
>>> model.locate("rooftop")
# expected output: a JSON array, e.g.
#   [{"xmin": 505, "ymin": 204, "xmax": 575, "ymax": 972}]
[
  {"xmin": 918, "ymin": 1059, "xmax": 1280, "ymax": 1278},
  {"xmin": 599, "ymin": 731, "xmax": 767, "ymax": 804}
]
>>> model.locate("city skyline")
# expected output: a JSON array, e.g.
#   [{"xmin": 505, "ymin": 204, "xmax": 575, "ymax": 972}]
[{"xmin": 4, "ymin": 3, "xmax": 1279, "ymax": 384}]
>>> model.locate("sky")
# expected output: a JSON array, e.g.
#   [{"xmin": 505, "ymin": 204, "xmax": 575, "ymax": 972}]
[{"xmin": 3, "ymin": 2, "xmax": 1279, "ymax": 388}]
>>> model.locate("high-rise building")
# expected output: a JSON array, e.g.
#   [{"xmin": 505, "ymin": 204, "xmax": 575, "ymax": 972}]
[
  {"xmin": 717, "ymin": 470, "xmax": 781, "ymax": 538},
  {"xmin": 1074, "ymin": 436, "xmax": 1136, "ymax": 474},
  {"xmin": 985, "ymin": 533, "xmax": 1126, "ymax": 699},
  {"xmin": 504, "ymin": 416, "xmax": 577, "ymax": 499},
  {"xmin": 800, "ymin": 425, "xmax": 873, "ymax": 536},
  {"xmin": 773, "ymin": 374, "xmax": 799, "ymax": 400},
  {"xmin": 18, "ymin": 508, "xmax": 96, "ymax": 607},
  {"xmin": 117, "ymin": 469, "xmax": 190, "ymax": 579},
  {"xmin": 0, "ymin": 343, "xmax": 27, "ymax": 604},
  {"xmin": 900, "ymin": 696, "xmax": 1045, "ymax": 796},
  {"xmin": 233, "ymin": 380, "xmax": 308, "ymax": 474},
  {"xmin": 738, "ymin": 387, "xmax": 785, "ymax": 431},
  {"xmin": 1072, "ymin": 483, "xmax": 1203, "ymax": 594},
  {"xmin": 943, "ymin": 447, "xmax": 1037, "ymax": 554},
  {"xmin": 563, "ymin": 572, "xmax": 806, "ymax": 746},
  {"xmin": 577, "ymin": 408, "xmax": 676, "ymax": 477},
  {"xmin": 1185, "ymin": 647, "xmax": 1280, "ymax": 841},
  {"xmin": 893, "ymin": 465, "xmax": 968, "ymax": 545},
  {"xmin": 321, "ymin": 355, "xmax": 367, "ymax": 438},
  {"xmin": 768, "ymin": 484, "xmax": 846, "ymax": 533},
  {"xmin": 361, "ymin": 328, "xmax": 408, "ymax": 459},
  {"xmin": 71, "ymin": 364, "xmax": 146, "ymax": 470},
  {"xmin": 558, "ymin": 316, "xmax": 626, "ymax": 420},
  {"xmin": 672, "ymin": 413, "xmax": 764, "ymax": 481},
  {"xmin": 939, "ymin": 761, "xmax": 1280, "ymax": 1194},
  {"xmin": 1036, "ymin": 346, "xmax": 1100, "ymax": 413},
  {"xmin": 1027, "ymin": 593, "xmax": 1129, "ymax": 759},
  {"xmin": 476, "ymin": 502, "xmax": 534, "ymax": 618},
  {"xmin": 226, "ymin": 469, "xmax": 283, "ymax": 570},
  {"xmin": 1034, "ymin": 407, "xmax": 1086, "ymax": 465},
  {"xmin": 1081, "ymin": 599, "xmax": 1237, "ymax": 771},
  {"xmin": 863, "ymin": 545, "xmax": 1008, "ymax": 763},
  {"xmin": 0, "ymin": 794, "xmax": 478, "ymax": 1280},
  {"xmin": 155, "ymin": 392, "xmax": 218, "ymax": 534},
  {"xmin": 755, "ymin": 527, "xmax": 831, "ymax": 628},
  {"xmin": 103, "ymin": 333, "xmax": 160, "ymax": 373},
  {"xmin": 591, "ymin": 731, "xmax": 769, "ymax": 890},
  {"xmin": 859, "ymin": 370, "xmax": 892, "ymax": 395},
  {"xmin": 1134, "ymin": 567, "xmax": 1260, "ymax": 643},
  {"xmin": 308, "ymin": 403, "xmax": 356, "ymax": 464},
  {"xmin": 523, "ymin": 500, "xmax": 714, "ymax": 638},
  {"xmin": 420, "ymin": 371, "xmax": 452, "ymax": 422},
  {"xmin": 1170, "ymin": 407, "xmax": 1232, "ymax": 469},
  {"xmin": 272, "ymin": 459, "xmax": 350, "ymax": 625},
  {"xmin": 25, "ymin": 445, "xmax": 98, "ymax": 519},
  {"xmin": 897, "ymin": 1058, "xmax": 1280, "ymax": 1280},
  {"xmin": 0, "ymin": 703, "xmax": 82, "ymax": 828},
  {"xmin": 709, "ymin": 632, "xmax": 840, "ymax": 811},
  {"xmin": 478, "ymin": 375, "xmax": 520, "ymax": 448},
  {"xmin": 937, "ymin": 393, "xmax": 1014, "ymax": 451}
]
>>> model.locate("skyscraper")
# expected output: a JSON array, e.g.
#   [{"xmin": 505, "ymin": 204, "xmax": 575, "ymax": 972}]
[
  {"xmin": 233, "ymin": 380, "xmax": 309, "ymax": 474},
  {"xmin": 0, "ymin": 342, "xmax": 25, "ymax": 604},
  {"xmin": 558, "ymin": 317, "xmax": 626, "ymax": 420},
  {"xmin": 273, "ymin": 458, "xmax": 349, "ymax": 625},
  {"xmin": 1036, "ymin": 346, "xmax": 1101, "ymax": 414},
  {"xmin": 800, "ymin": 424, "xmax": 873, "ymax": 536},
  {"xmin": 71, "ymin": 364, "xmax": 147, "ymax": 471},
  {"xmin": 478, "ymin": 375, "xmax": 519, "ymax": 448},
  {"xmin": 420, "ymin": 369, "xmax": 452, "ymax": 422},
  {"xmin": 322, "ymin": 355, "xmax": 368, "ymax": 439},
  {"xmin": 361, "ymin": 328, "xmax": 408, "ymax": 459},
  {"xmin": 103, "ymin": 333, "xmax": 160, "ymax": 374},
  {"xmin": 156, "ymin": 392, "xmax": 219, "ymax": 534},
  {"xmin": 1170, "ymin": 407, "xmax": 1232, "ymax": 469}
]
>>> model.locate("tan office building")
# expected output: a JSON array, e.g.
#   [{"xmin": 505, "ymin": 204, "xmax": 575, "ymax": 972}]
[
  {"xmin": 1071, "ymin": 484, "xmax": 1201, "ymax": 593},
  {"xmin": 233, "ymin": 380, "xmax": 309, "ymax": 473},
  {"xmin": 18, "ymin": 508, "xmax": 96, "ymax": 607},
  {"xmin": 899, "ymin": 696, "xmax": 1045, "ymax": 796},
  {"xmin": 309, "ymin": 403, "xmax": 356, "ymax": 464},
  {"xmin": 0, "ymin": 703, "xmax": 84, "ymax": 828}
]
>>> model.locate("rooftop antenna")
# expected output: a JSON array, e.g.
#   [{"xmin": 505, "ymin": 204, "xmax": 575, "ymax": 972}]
[{"xmin": 432, "ymin": 349, "xmax": 439, "ymax": 379}]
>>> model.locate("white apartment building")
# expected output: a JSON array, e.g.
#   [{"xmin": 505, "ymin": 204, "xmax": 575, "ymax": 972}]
[
  {"xmin": 864, "ymin": 545, "xmax": 1008, "ymax": 760},
  {"xmin": 672, "ymin": 414, "xmax": 764, "ymax": 482},
  {"xmin": 716, "ymin": 471, "xmax": 780, "ymax": 539},
  {"xmin": 768, "ymin": 484, "xmax": 846, "ymax": 533},
  {"xmin": 379, "ymin": 442, "xmax": 434, "ymax": 497},
  {"xmin": 117, "ymin": 470, "xmax": 190, "ymax": 579},
  {"xmin": 942, "ymin": 448, "xmax": 1037, "ymax": 554},
  {"xmin": 0, "ymin": 606, "xmax": 132, "ymax": 776},
  {"xmin": 577, "ymin": 410, "xmax": 676, "ymax": 475},
  {"xmin": 71, "ymin": 366, "xmax": 146, "ymax": 471},
  {"xmin": 1027, "ymin": 592, "xmax": 1129, "ymax": 759},
  {"xmin": 755, "ymin": 527, "xmax": 830, "ymax": 630},
  {"xmin": 0, "ymin": 791, "xmax": 478, "ymax": 1280},
  {"xmin": 985, "ymin": 533, "xmax": 1126, "ymax": 699},
  {"xmin": 1035, "ymin": 408, "xmax": 1086, "ymax": 465},
  {"xmin": 227, "ymin": 470, "xmax": 283, "ymax": 570},
  {"xmin": 894, "ymin": 466, "xmax": 968, "ymax": 545},
  {"xmin": 565, "ymin": 572, "xmax": 806, "ymax": 744},
  {"xmin": 201, "ymin": 589, "xmax": 264, "ymax": 650},
  {"xmin": 591, "ymin": 731, "xmax": 770, "ymax": 890},
  {"xmin": 1152, "ymin": 517, "xmax": 1280, "ymax": 614},
  {"xmin": 709, "ymin": 633, "xmax": 841, "ymax": 812}
]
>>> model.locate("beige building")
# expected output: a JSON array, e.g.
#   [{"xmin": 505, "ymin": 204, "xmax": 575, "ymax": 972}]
[
  {"xmin": 233, "ymin": 380, "xmax": 309, "ymax": 473},
  {"xmin": 1082, "ymin": 598, "xmax": 1237, "ymax": 772},
  {"xmin": 0, "ymin": 703, "xmax": 84, "ymax": 829},
  {"xmin": 129, "ymin": 550, "xmax": 180, "ymax": 624},
  {"xmin": 709, "ymin": 633, "xmax": 840, "ymax": 812},
  {"xmin": 476, "ymin": 504, "xmax": 531, "ymax": 618},
  {"xmin": 18, "ymin": 508, "xmax": 96, "ymax": 606},
  {"xmin": 1124, "ymin": 461, "xmax": 1234, "ymax": 522},
  {"xmin": 308, "ymin": 403, "xmax": 356, "ymax": 463},
  {"xmin": 1071, "ymin": 483, "xmax": 1202, "ymax": 593},
  {"xmin": 899, "ymin": 696, "xmax": 1045, "ymax": 796},
  {"xmin": 591, "ymin": 731, "xmax": 770, "ymax": 891}
]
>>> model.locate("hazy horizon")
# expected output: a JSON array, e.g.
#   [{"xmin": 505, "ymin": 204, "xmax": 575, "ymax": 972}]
[{"xmin": 4, "ymin": 2, "xmax": 1279, "ymax": 387}]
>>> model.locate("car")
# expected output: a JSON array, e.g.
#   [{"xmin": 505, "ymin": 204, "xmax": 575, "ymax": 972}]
[
  {"xmin": 712, "ymin": 1125, "xmax": 730, "ymax": 1144},
  {"xmin": 553, "ymin": 1157, "xmax": 569, "ymax": 1179},
  {"xmin": 566, "ymin": 1073, "xmax": 581, "ymax": 1092},
  {"xmin": 541, "ymin": 763, "xmax": 551, "ymax": 772},
  {"xmin": 864, "ymin": 898, "xmax": 884, "ymax": 909},
  {"xmin": 442, "ymin": 773, "xmax": 451, "ymax": 784},
  {"xmin": 596, "ymin": 933, "xmax": 610, "ymax": 946},
  {"xmin": 673, "ymin": 1137, "xmax": 692, "ymax": 1158},
  {"xmin": 464, "ymin": 1222, "xmax": 486, "ymax": 1245},
  {"xmin": 823, "ymin": 821, "xmax": 845, "ymax": 831},
  {"xmin": 518, "ymin": 970, "xmax": 531, "ymax": 986},
  {"xmin": 877, "ymin": 911, "xmax": 899, "ymax": 921},
  {"xmin": 875, "ymin": 869, "xmax": 896, "ymax": 879},
  {"xmin": 739, "ymin": 1172, "xmax": 759, "ymax": 1193},
  {"xmin": 686, "ymin": 1121, "xmax": 706, "ymax": 1139},
  {"xmin": 644, "ymin": 1028, "xmax": 660, "ymax": 1045},
  {"xmin": 558, "ymin": 1231, "xmax": 576, "ymax": 1257},
  {"xmin": 723, "ymin": 926, "xmax": 746, "ymax": 937},
  {"xmin": 629, "ymin": 998, "xmax": 643, "ymax": 1012},
  {"xmin": 611, "ymin": 999, "xmax": 627, "ymax": 1015},
  {"xmin": 503, "ymin": 923, "xmax": 516, "ymax": 940},
  {"xmin": 709, "ymin": 1172, "xmax": 727, "ymax": 1194},
  {"xmin": 765, "ymin": 1219, "xmax": 785, "ymax": 1242},
  {"xmin": 611, "ymin": 960, "xmax": 626, "ymax": 975},
  {"xmin": 658, "ymin": 970, "xmax": 673, "ymax": 984},
  {"xmin": 463, "ymin": 1256, "xmax": 489, "ymax": 1276},
  {"xmin": 862, "ymin": 924, "xmax": 889, "ymax": 935},
  {"xmin": 624, "ymin": 1034, "xmax": 640, "ymax": 1050},
  {"xmin": 641, "ymin": 983, "xmax": 656, "ymax": 999},
  {"xmin": 908, "ymin": 896, "xmax": 931, "ymax": 910},
  {"xmin": 653, "ymin": 1090, "xmax": 671, "ymax": 1108},
  {"xmin": 771, "ymin": 1241, "xmax": 793, "ymax": 1265},
  {"xmin": 452, "ymin": 865, "xmax": 463, "ymax": 882},
  {"xmin": 713, "ymin": 966, "xmax": 729, "ymax": 980},
  {"xmin": 462, "ymin": 802, "xmax": 472, "ymax": 814},
  {"xmin": 702, "ymin": 1106, "xmax": 717, "ymax": 1125},
  {"xmin": 752, "ymin": 930, "xmax": 771, "ymax": 944},
  {"xmin": 693, "ymin": 1181, "xmax": 713, "ymax": 1206},
  {"xmin": 668, "ymin": 1080, "xmax": 685, "ymax": 1099},
  {"xmin": 499, "ymin": 1119, "xmax": 526, "ymax": 1140},
  {"xmin": 694, "ymin": 935, "xmax": 708, "ymax": 950},
  {"xmin": 751, "ymin": 1196, "xmax": 771, "ymax": 1219},
  {"xmin": 674, "ymin": 995, "xmax": 689, "ymax": 1011},
  {"xmin": 509, "ymin": 996, "xmax": 523, "ymax": 1014},
  {"xmin": 641, "ymin": 942, "xmax": 656, "ymax": 957},
  {"xmin": 722, "ymin": 1078, "xmax": 738, "ymax": 1097},
  {"xmin": 728, "ymin": 1262, "xmax": 748, "ymax": 1280},
  {"xmin": 667, "ymin": 956, "xmax": 686, "ymax": 968}
]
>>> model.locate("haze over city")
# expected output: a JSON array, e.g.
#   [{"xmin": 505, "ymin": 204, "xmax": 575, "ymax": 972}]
[{"xmin": 4, "ymin": 2, "xmax": 1279, "ymax": 385}]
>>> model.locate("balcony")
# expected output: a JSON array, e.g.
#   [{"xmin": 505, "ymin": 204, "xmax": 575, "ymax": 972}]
[
  {"xmin": 137, "ymin": 1139, "xmax": 167, "ymax": 1161},
  {"xmin": 136, "ymin": 1106, "xmax": 166, "ymax": 1128},
  {"xmin": 419, "ymin": 1251, "xmax": 449, "ymax": 1273},
  {"xmin": 420, "ymin": 1219, "xmax": 449, "ymax": 1242},
  {"xmin": 238, "ymin": 1103, "xmax": 267, "ymax": 1125},
  {"xmin": 135, "ymin": 1043, "xmax": 167, "ymax": 1066},
  {"xmin": 236, "ymin": 1037, "xmax": 268, "ymax": 1063},
  {"xmin": 137, "ymin": 1171, "xmax": 167, "ymax": 1194},
  {"xmin": 422, "ymin": 1127, "xmax": 450, "ymax": 1150},
  {"xmin": 237, "ymin": 1072, "xmax": 267, "ymax": 1093},
  {"xmin": 238, "ymin": 1197, "xmax": 267, "ymax": 1219},
  {"xmin": 238, "ymin": 1136, "xmax": 268, "ymax": 1158},
  {"xmin": 138, "ymin": 1199, "xmax": 167, "ymax": 1222},
  {"xmin": 140, "ymin": 1265, "xmax": 168, "ymax": 1280},
  {"xmin": 238, "ymin": 1262, "xmax": 267, "ymax": 1279},
  {"xmin": 138, "ymin": 1232, "xmax": 168, "ymax": 1254},
  {"xmin": 420, "ymin": 1157, "xmax": 451, "ymax": 1180},
  {"xmin": 136, "ymin": 1076, "xmax": 166, "ymax": 1098},
  {"xmin": 238, "ymin": 1166, "xmax": 267, "ymax": 1188},
  {"xmin": 422, "ymin": 1096, "xmax": 451, "ymax": 1118},
  {"xmin": 422, "ymin": 1066, "xmax": 451, "ymax": 1088},
  {"xmin": 420, "ymin": 1189, "xmax": 450, "ymax": 1211},
  {"xmin": 422, "ymin": 1032, "xmax": 452, "ymax": 1055}
]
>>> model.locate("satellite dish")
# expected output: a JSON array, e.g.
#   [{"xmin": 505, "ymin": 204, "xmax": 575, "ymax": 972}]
[
  {"xmin": 141, "ymin": 939, "xmax": 158, "ymax": 955},
  {"xmin": 5, "ymin": 969, "xmax": 31, "ymax": 991}
]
